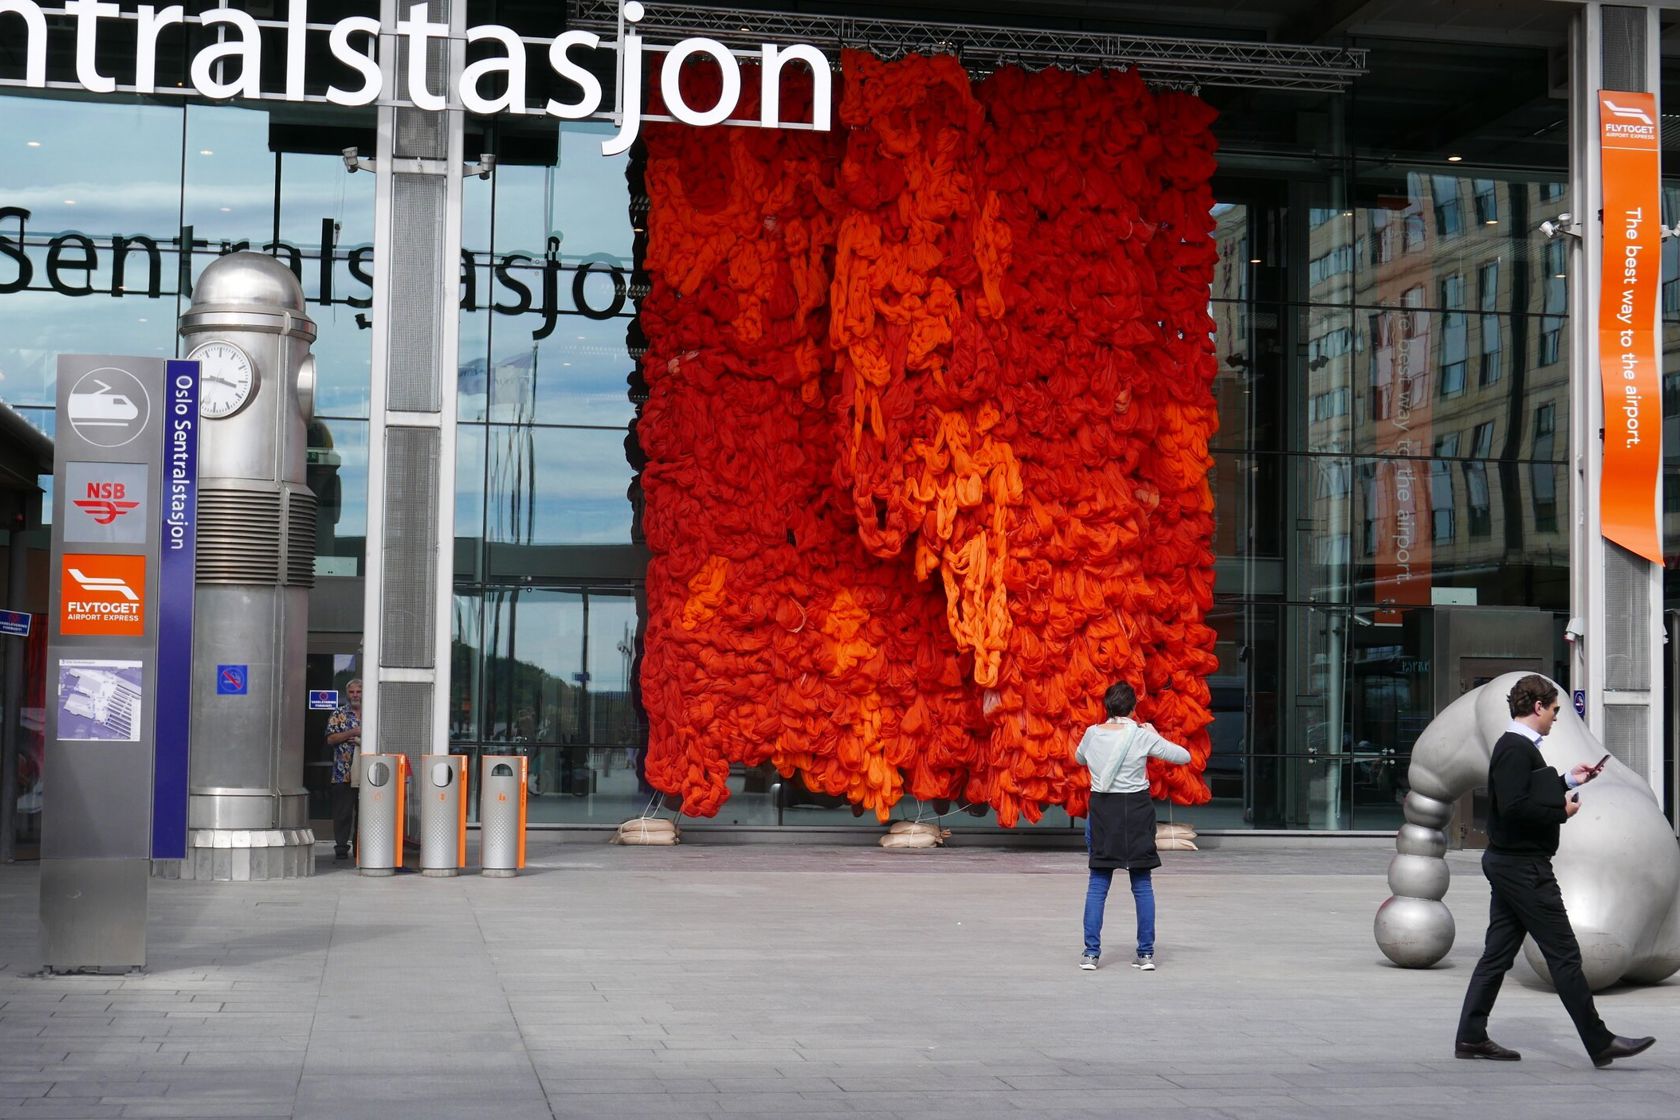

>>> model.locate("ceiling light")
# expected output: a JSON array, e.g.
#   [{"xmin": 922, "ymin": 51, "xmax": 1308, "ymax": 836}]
[
  {"xmin": 25, "ymin": 140, "xmax": 40, "ymax": 147},
  {"xmin": 63, "ymin": 199, "xmax": 75, "ymax": 205},
  {"xmin": 220, "ymin": 207, "xmax": 231, "ymax": 212},
  {"xmin": 199, "ymin": 148, "xmax": 214, "ymax": 156},
  {"xmin": 1446, "ymin": 154, "xmax": 1463, "ymax": 163},
  {"xmin": 1249, "ymin": 258, "xmax": 1262, "ymax": 264},
  {"xmin": 1484, "ymin": 219, "xmax": 1498, "ymax": 226}
]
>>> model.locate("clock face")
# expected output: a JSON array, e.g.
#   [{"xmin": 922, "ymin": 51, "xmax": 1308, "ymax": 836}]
[{"xmin": 189, "ymin": 340, "xmax": 257, "ymax": 419}]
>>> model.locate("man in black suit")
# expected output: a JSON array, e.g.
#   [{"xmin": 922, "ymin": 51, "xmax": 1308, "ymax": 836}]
[{"xmin": 1455, "ymin": 674, "xmax": 1656, "ymax": 1068}]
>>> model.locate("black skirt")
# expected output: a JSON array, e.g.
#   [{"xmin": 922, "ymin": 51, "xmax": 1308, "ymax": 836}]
[{"xmin": 1088, "ymin": 790, "xmax": 1162, "ymax": 872}]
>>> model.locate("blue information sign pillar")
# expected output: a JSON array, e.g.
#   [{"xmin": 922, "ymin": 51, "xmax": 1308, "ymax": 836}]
[{"xmin": 39, "ymin": 355, "xmax": 195, "ymax": 972}]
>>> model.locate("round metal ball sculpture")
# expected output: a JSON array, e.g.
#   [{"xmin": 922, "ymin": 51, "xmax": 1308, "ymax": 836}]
[{"xmin": 1374, "ymin": 896, "xmax": 1456, "ymax": 968}]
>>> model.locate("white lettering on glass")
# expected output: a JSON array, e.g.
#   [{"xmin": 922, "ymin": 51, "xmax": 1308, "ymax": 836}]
[{"xmin": 0, "ymin": 1, "xmax": 834, "ymax": 154}]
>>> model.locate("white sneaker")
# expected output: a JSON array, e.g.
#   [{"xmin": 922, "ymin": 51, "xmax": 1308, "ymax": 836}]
[
  {"xmin": 1079, "ymin": 954, "xmax": 1099, "ymax": 971},
  {"xmin": 1132, "ymin": 954, "xmax": 1156, "ymax": 971}
]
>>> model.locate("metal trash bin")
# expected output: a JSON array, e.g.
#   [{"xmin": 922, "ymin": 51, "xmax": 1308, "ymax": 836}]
[
  {"xmin": 357, "ymin": 753, "xmax": 408, "ymax": 876},
  {"xmin": 479, "ymin": 755, "xmax": 527, "ymax": 877},
  {"xmin": 419, "ymin": 754, "xmax": 467, "ymax": 877}
]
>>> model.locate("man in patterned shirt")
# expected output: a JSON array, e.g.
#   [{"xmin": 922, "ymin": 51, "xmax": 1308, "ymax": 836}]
[{"xmin": 325, "ymin": 680, "xmax": 362, "ymax": 861}]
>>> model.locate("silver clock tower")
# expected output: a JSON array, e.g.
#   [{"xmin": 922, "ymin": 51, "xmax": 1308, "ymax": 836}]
[{"xmin": 169, "ymin": 251, "xmax": 320, "ymax": 880}]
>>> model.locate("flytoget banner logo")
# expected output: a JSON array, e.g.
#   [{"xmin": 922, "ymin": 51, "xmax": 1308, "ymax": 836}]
[{"xmin": 60, "ymin": 553, "xmax": 147, "ymax": 636}]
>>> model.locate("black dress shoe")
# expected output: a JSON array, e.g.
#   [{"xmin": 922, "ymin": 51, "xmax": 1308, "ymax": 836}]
[
  {"xmin": 1455, "ymin": 1038, "xmax": 1521, "ymax": 1061},
  {"xmin": 1592, "ymin": 1035, "xmax": 1655, "ymax": 1068}
]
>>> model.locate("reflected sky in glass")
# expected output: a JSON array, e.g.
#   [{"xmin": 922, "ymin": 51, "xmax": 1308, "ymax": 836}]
[
  {"xmin": 0, "ymin": 97, "xmax": 377, "ymax": 419},
  {"xmin": 491, "ymin": 122, "xmax": 633, "ymax": 266},
  {"xmin": 308, "ymin": 417, "xmax": 368, "ymax": 545},
  {"xmin": 485, "ymin": 424, "xmax": 634, "ymax": 545},
  {"xmin": 455, "ymin": 420, "xmax": 487, "ymax": 546},
  {"xmin": 1, "ymin": 98, "xmax": 184, "ymax": 235}
]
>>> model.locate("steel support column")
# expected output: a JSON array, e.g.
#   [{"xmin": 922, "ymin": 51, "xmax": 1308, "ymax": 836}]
[
  {"xmin": 1566, "ymin": 2, "xmax": 1666, "ymax": 804},
  {"xmin": 361, "ymin": 0, "xmax": 465, "ymax": 775}
]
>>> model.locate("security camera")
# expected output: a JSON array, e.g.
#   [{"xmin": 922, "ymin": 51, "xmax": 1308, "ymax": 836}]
[
  {"xmin": 1540, "ymin": 213, "xmax": 1577, "ymax": 241},
  {"xmin": 467, "ymin": 153, "xmax": 496, "ymax": 180},
  {"xmin": 341, "ymin": 147, "xmax": 361, "ymax": 174},
  {"xmin": 1564, "ymin": 616, "xmax": 1585, "ymax": 643}
]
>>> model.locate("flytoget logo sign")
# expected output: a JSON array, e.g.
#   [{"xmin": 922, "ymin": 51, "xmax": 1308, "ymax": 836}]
[{"xmin": 60, "ymin": 553, "xmax": 147, "ymax": 635}]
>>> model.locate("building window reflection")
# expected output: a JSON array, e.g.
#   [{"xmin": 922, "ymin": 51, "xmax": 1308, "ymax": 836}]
[
  {"xmin": 1431, "ymin": 433, "xmax": 1458, "ymax": 543},
  {"xmin": 1402, "ymin": 212, "xmax": 1427, "ymax": 253},
  {"xmin": 1477, "ymin": 262, "xmax": 1502, "ymax": 387},
  {"xmin": 1464, "ymin": 422, "xmax": 1495, "ymax": 538},
  {"xmin": 1473, "ymin": 180, "xmax": 1499, "ymax": 226},
  {"xmin": 1541, "ymin": 240, "xmax": 1567, "ymax": 366},
  {"xmin": 1432, "ymin": 176, "xmax": 1464, "ymax": 237},
  {"xmin": 1370, "ymin": 210, "xmax": 1393, "ymax": 265},
  {"xmin": 1532, "ymin": 403, "xmax": 1558, "ymax": 532},
  {"xmin": 1439, "ymin": 274, "xmax": 1467, "ymax": 397}
]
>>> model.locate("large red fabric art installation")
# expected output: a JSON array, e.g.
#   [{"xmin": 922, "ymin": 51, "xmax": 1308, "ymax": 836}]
[{"xmin": 636, "ymin": 54, "xmax": 1219, "ymax": 825}]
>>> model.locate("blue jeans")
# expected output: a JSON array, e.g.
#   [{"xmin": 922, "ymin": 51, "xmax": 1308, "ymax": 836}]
[{"xmin": 1083, "ymin": 820, "xmax": 1155, "ymax": 957}]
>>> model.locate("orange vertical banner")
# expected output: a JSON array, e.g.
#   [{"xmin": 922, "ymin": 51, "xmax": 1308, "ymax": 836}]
[
  {"xmin": 1370, "ymin": 282, "xmax": 1432, "ymax": 624},
  {"xmin": 1597, "ymin": 91, "xmax": 1664, "ymax": 565}
]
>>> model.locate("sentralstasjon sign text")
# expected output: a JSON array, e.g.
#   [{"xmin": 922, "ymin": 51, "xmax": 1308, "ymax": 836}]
[{"xmin": 0, "ymin": 0, "xmax": 833, "ymax": 155}]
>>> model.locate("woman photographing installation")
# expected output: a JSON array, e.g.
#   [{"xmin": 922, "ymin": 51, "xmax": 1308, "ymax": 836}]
[{"xmin": 1075, "ymin": 681, "xmax": 1192, "ymax": 971}]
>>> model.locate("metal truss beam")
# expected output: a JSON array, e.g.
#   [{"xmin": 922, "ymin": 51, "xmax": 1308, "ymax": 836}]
[{"xmin": 570, "ymin": 1, "xmax": 1368, "ymax": 92}]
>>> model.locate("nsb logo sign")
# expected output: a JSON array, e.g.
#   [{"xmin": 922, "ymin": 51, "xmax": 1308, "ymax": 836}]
[
  {"xmin": 73, "ymin": 480, "xmax": 140, "ymax": 525},
  {"xmin": 59, "ymin": 553, "xmax": 146, "ymax": 636},
  {"xmin": 64, "ymin": 462, "xmax": 146, "ymax": 544}
]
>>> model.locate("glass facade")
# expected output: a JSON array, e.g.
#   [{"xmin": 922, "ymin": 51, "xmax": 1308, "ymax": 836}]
[
  {"xmin": 1, "ymin": 15, "xmax": 1637, "ymax": 834},
  {"xmin": 1, "ymin": 96, "xmax": 379, "ymax": 570},
  {"xmin": 1207, "ymin": 174, "xmax": 1573, "ymax": 832}
]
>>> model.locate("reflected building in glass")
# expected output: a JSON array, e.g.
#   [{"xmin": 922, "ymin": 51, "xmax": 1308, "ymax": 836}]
[{"xmin": 3, "ymin": 0, "xmax": 1677, "ymax": 839}]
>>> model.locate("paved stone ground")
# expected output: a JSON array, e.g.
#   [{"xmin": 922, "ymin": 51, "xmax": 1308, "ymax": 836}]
[{"xmin": 1, "ymin": 840, "xmax": 1676, "ymax": 1119}]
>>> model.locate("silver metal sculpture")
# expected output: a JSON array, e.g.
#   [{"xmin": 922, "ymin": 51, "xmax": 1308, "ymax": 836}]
[
  {"xmin": 1376, "ymin": 672, "xmax": 1680, "ymax": 989},
  {"xmin": 171, "ymin": 252, "xmax": 319, "ymax": 880}
]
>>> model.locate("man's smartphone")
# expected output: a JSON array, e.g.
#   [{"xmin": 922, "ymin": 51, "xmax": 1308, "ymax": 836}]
[{"xmin": 1589, "ymin": 753, "xmax": 1611, "ymax": 775}]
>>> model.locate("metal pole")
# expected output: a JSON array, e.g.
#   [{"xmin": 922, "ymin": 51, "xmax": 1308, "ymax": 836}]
[
  {"xmin": 0, "ymin": 526, "xmax": 27, "ymax": 863},
  {"xmin": 1567, "ymin": 5, "xmax": 1602, "ymax": 719}
]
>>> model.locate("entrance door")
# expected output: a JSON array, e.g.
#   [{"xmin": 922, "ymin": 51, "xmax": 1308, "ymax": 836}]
[
  {"xmin": 472, "ymin": 585, "xmax": 648, "ymax": 824},
  {"xmin": 303, "ymin": 638, "xmax": 362, "ymax": 835}
]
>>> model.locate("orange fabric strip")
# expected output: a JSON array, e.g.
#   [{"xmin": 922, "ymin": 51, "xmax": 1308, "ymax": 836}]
[{"xmin": 1597, "ymin": 90, "xmax": 1664, "ymax": 565}]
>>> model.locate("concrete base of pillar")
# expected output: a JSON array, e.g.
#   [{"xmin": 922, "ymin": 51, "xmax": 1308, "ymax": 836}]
[{"xmin": 152, "ymin": 828, "xmax": 316, "ymax": 881}]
